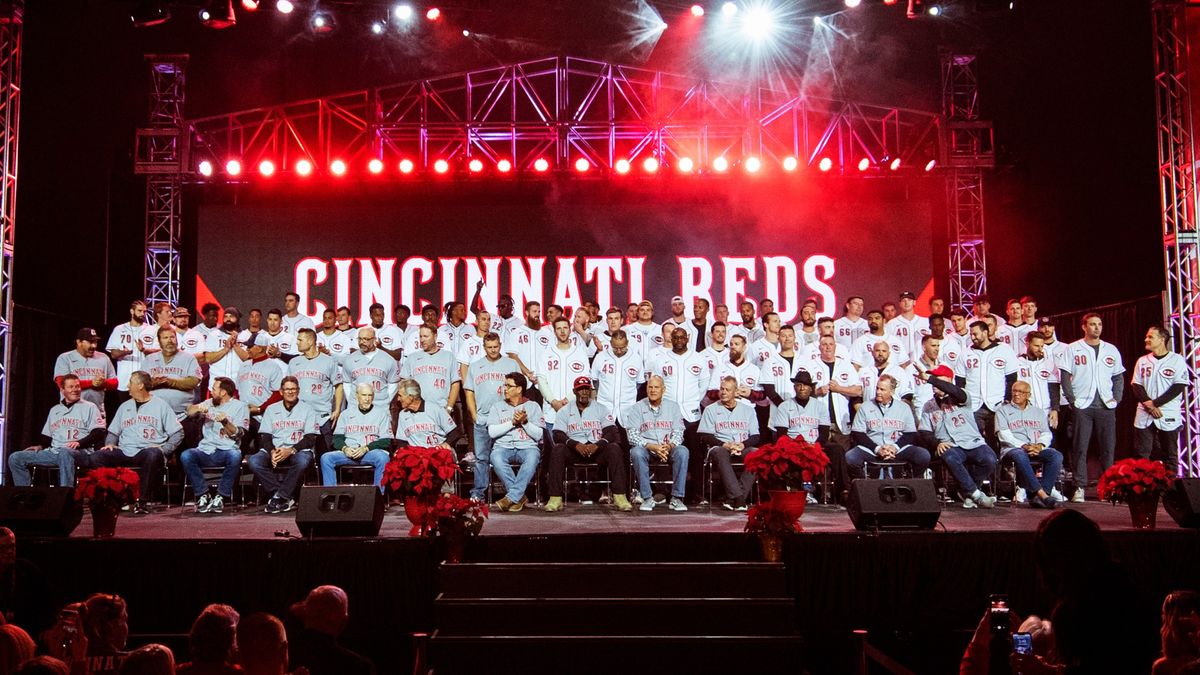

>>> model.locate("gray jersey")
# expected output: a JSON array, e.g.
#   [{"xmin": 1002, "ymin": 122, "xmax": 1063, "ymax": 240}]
[
  {"xmin": 260, "ymin": 400, "xmax": 321, "ymax": 448},
  {"xmin": 236, "ymin": 358, "xmax": 285, "ymax": 414},
  {"xmin": 401, "ymin": 348, "xmax": 460, "ymax": 408},
  {"xmin": 465, "ymin": 356, "xmax": 519, "ymax": 421},
  {"xmin": 141, "ymin": 351, "xmax": 203, "ymax": 417},
  {"xmin": 555, "ymin": 401, "xmax": 615, "ymax": 444},
  {"xmin": 623, "ymin": 398, "xmax": 685, "ymax": 447},
  {"xmin": 194, "ymin": 397, "xmax": 251, "ymax": 453},
  {"xmin": 395, "ymin": 404, "xmax": 457, "ymax": 446},
  {"xmin": 851, "ymin": 399, "xmax": 916, "ymax": 450},
  {"xmin": 342, "ymin": 349, "xmax": 400, "ymax": 397},
  {"xmin": 919, "ymin": 396, "xmax": 986, "ymax": 448},
  {"xmin": 288, "ymin": 352, "xmax": 343, "ymax": 420},
  {"xmin": 109, "ymin": 396, "xmax": 183, "ymax": 456},
  {"xmin": 334, "ymin": 404, "xmax": 393, "ymax": 448},
  {"xmin": 698, "ymin": 401, "xmax": 758, "ymax": 444},
  {"xmin": 42, "ymin": 399, "xmax": 105, "ymax": 447},
  {"xmin": 770, "ymin": 396, "xmax": 829, "ymax": 444},
  {"xmin": 53, "ymin": 350, "xmax": 116, "ymax": 417},
  {"xmin": 995, "ymin": 401, "xmax": 1053, "ymax": 452},
  {"xmin": 487, "ymin": 400, "xmax": 544, "ymax": 451}
]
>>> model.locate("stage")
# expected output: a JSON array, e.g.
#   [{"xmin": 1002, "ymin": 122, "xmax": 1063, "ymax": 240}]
[{"xmin": 11, "ymin": 500, "xmax": 1199, "ymax": 673}]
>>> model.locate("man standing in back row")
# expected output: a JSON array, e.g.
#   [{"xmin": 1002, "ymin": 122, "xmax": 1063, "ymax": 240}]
[
  {"xmin": 1060, "ymin": 313, "xmax": 1124, "ymax": 502},
  {"xmin": 1130, "ymin": 325, "xmax": 1187, "ymax": 477}
]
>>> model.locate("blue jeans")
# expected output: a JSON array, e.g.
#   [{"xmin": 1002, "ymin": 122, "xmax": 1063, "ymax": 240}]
[
  {"xmin": 246, "ymin": 449, "xmax": 314, "ymax": 500},
  {"xmin": 845, "ymin": 445, "xmax": 931, "ymax": 477},
  {"xmin": 319, "ymin": 449, "xmax": 390, "ymax": 492},
  {"xmin": 472, "ymin": 422, "xmax": 494, "ymax": 500},
  {"xmin": 490, "ymin": 445, "xmax": 540, "ymax": 503},
  {"xmin": 940, "ymin": 444, "xmax": 997, "ymax": 495},
  {"xmin": 180, "ymin": 447, "xmax": 243, "ymax": 498},
  {"xmin": 631, "ymin": 444, "xmax": 689, "ymax": 498},
  {"xmin": 1007, "ymin": 447, "xmax": 1063, "ymax": 495},
  {"xmin": 8, "ymin": 447, "xmax": 84, "ymax": 487}
]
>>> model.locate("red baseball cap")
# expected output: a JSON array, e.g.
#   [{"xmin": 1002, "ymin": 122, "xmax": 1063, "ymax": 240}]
[
  {"xmin": 572, "ymin": 376, "xmax": 593, "ymax": 391},
  {"xmin": 929, "ymin": 365, "xmax": 955, "ymax": 379}
]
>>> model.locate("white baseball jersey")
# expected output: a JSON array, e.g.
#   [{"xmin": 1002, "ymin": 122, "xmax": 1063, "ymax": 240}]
[
  {"xmin": 281, "ymin": 312, "xmax": 315, "ymax": 342},
  {"xmin": 798, "ymin": 342, "xmax": 850, "ymax": 364},
  {"xmin": 664, "ymin": 317, "xmax": 698, "ymax": 345},
  {"xmin": 533, "ymin": 343, "xmax": 590, "ymax": 418},
  {"xmin": 205, "ymin": 328, "xmax": 248, "ymax": 382},
  {"xmin": 700, "ymin": 346, "xmax": 731, "ymax": 371},
  {"xmin": 591, "ymin": 349, "xmax": 645, "ymax": 425},
  {"xmin": 1132, "ymin": 351, "xmax": 1189, "ymax": 430},
  {"xmin": 106, "ymin": 322, "xmax": 146, "ymax": 391},
  {"xmin": 937, "ymin": 334, "xmax": 968, "ymax": 375},
  {"xmin": 438, "ymin": 322, "xmax": 474, "ymax": 357},
  {"xmin": 833, "ymin": 316, "xmax": 869, "ymax": 348},
  {"xmin": 994, "ymin": 324, "xmax": 1018, "ymax": 352},
  {"xmin": 797, "ymin": 355, "xmax": 859, "ymax": 433},
  {"xmin": 624, "ymin": 321, "xmax": 663, "ymax": 363},
  {"xmin": 503, "ymin": 324, "xmax": 549, "ymax": 371},
  {"xmin": 180, "ymin": 325, "xmax": 212, "ymax": 357},
  {"xmin": 747, "ymin": 337, "xmax": 782, "ymax": 368},
  {"xmin": 1016, "ymin": 355, "xmax": 1059, "ymax": 412},
  {"xmin": 373, "ymin": 323, "xmax": 404, "ymax": 355},
  {"xmin": 758, "ymin": 353, "xmax": 795, "ymax": 407},
  {"xmin": 1063, "ymin": 339, "xmax": 1125, "ymax": 409},
  {"xmin": 317, "ymin": 328, "xmax": 358, "ymax": 363},
  {"xmin": 909, "ymin": 357, "xmax": 941, "ymax": 414},
  {"xmin": 957, "ymin": 342, "xmax": 1019, "ymax": 412},
  {"xmin": 728, "ymin": 323, "xmax": 765, "ymax": 345},
  {"xmin": 886, "ymin": 314, "xmax": 930, "ymax": 361},
  {"xmin": 1042, "ymin": 338, "xmax": 1072, "ymax": 405},
  {"xmin": 261, "ymin": 330, "xmax": 295, "ymax": 356},
  {"xmin": 858, "ymin": 362, "xmax": 915, "ymax": 402},
  {"xmin": 456, "ymin": 333, "xmax": 487, "ymax": 368},
  {"xmin": 795, "ymin": 328, "xmax": 821, "ymax": 351},
  {"xmin": 708, "ymin": 359, "xmax": 761, "ymax": 408},
  {"xmin": 136, "ymin": 324, "xmax": 167, "ymax": 355},
  {"xmin": 646, "ymin": 349, "xmax": 710, "ymax": 423},
  {"xmin": 850, "ymin": 333, "xmax": 907, "ymax": 369}
]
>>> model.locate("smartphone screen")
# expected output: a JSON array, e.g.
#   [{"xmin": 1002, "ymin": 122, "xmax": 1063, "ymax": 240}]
[{"xmin": 1012, "ymin": 632, "xmax": 1033, "ymax": 655}]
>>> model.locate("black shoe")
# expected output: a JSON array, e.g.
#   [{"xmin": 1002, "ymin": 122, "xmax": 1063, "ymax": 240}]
[{"xmin": 132, "ymin": 501, "xmax": 150, "ymax": 515}]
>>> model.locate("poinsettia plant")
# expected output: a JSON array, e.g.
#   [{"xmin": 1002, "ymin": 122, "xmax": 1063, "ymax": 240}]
[
  {"xmin": 422, "ymin": 493, "xmax": 488, "ymax": 536},
  {"xmin": 744, "ymin": 503, "xmax": 802, "ymax": 535},
  {"xmin": 1097, "ymin": 458, "xmax": 1172, "ymax": 503},
  {"xmin": 382, "ymin": 446, "xmax": 458, "ymax": 496},
  {"xmin": 75, "ymin": 468, "xmax": 140, "ymax": 509},
  {"xmin": 744, "ymin": 436, "xmax": 829, "ymax": 491}
]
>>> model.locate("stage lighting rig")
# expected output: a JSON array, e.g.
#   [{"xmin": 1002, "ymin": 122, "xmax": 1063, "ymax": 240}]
[
  {"xmin": 131, "ymin": 1, "xmax": 170, "ymax": 27},
  {"xmin": 309, "ymin": 11, "xmax": 335, "ymax": 33},
  {"xmin": 200, "ymin": 0, "xmax": 236, "ymax": 28}
]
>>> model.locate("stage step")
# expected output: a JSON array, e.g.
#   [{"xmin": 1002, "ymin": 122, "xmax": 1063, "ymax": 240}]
[
  {"xmin": 434, "ymin": 596, "xmax": 796, "ymax": 635},
  {"xmin": 428, "ymin": 634, "xmax": 805, "ymax": 674},
  {"xmin": 437, "ymin": 561, "xmax": 787, "ymax": 598}
]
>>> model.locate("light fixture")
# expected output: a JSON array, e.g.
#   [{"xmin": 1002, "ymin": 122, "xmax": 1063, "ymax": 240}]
[
  {"xmin": 433, "ymin": 159, "xmax": 450, "ymax": 174},
  {"xmin": 468, "ymin": 158, "xmax": 484, "ymax": 173},
  {"xmin": 131, "ymin": 2, "xmax": 171, "ymax": 27},
  {"xmin": 258, "ymin": 159, "xmax": 275, "ymax": 177},
  {"xmin": 712, "ymin": 156, "xmax": 729, "ymax": 172},
  {"xmin": 744, "ymin": 156, "xmax": 762, "ymax": 173},
  {"xmin": 399, "ymin": 159, "xmax": 415, "ymax": 174},
  {"xmin": 295, "ymin": 159, "xmax": 313, "ymax": 176},
  {"xmin": 197, "ymin": 160, "xmax": 214, "ymax": 177},
  {"xmin": 677, "ymin": 157, "xmax": 695, "ymax": 173},
  {"xmin": 614, "ymin": 159, "xmax": 631, "ymax": 174},
  {"xmin": 330, "ymin": 160, "xmax": 347, "ymax": 176},
  {"xmin": 394, "ymin": 4, "xmax": 413, "ymax": 20},
  {"xmin": 200, "ymin": 0, "xmax": 236, "ymax": 28},
  {"xmin": 533, "ymin": 158, "xmax": 550, "ymax": 172},
  {"xmin": 782, "ymin": 156, "xmax": 799, "ymax": 171},
  {"xmin": 276, "ymin": 0, "xmax": 294, "ymax": 14},
  {"xmin": 368, "ymin": 158, "xmax": 384, "ymax": 174},
  {"xmin": 497, "ymin": 159, "xmax": 513, "ymax": 173},
  {"xmin": 225, "ymin": 159, "xmax": 242, "ymax": 176}
]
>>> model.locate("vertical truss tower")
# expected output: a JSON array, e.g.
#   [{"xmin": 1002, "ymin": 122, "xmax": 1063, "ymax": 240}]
[
  {"xmin": 0, "ymin": 0, "xmax": 20, "ymax": 470},
  {"xmin": 135, "ymin": 54, "xmax": 188, "ymax": 307}
]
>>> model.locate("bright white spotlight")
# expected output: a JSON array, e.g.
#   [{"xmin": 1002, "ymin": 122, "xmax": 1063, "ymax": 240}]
[
  {"xmin": 889, "ymin": 157, "xmax": 902, "ymax": 171},
  {"xmin": 462, "ymin": 29, "xmax": 470, "ymax": 37},
  {"xmin": 924, "ymin": 159, "xmax": 937, "ymax": 172},
  {"xmin": 496, "ymin": 159, "xmax": 512, "ymax": 173},
  {"xmin": 197, "ymin": 160, "xmax": 214, "ymax": 177},
  {"xmin": 677, "ymin": 157, "xmax": 695, "ymax": 173},
  {"xmin": 845, "ymin": 0, "xmax": 861, "ymax": 7},
  {"xmin": 744, "ymin": 156, "xmax": 762, "ymax": 173},
  {"xmin": 241, "ymin": 0, "xmax": 259, "ymax": 10},
  {"xmin": 258, "ymin": 159, "xmax": 275, "ymax": 177},
  {"xmin": 225, "ymin": 159, "xmax": 242, "ymax": 176},
  {"xmin": 813, "ymin": 15, "xmax": 822, "ymax": 25},
  {"xmin": 371, "ymin": 20, "xmax": 385, "ymax": 34},
  {"xmin": 276, "ymin": 0, "xmax": 293, "ymax": 14},
  {"xmin": 712, "ymin": 156, "xmax": 729, "ymax": 173},
  {"xmin": 782, "ymin": 156, "xmax": 798, "ymax": 171},
  {"xmin": 614, "ymin": 159, "xmax": 631, "ymax": 174},
  {"xmin": 857, "ymin": 158, "xmax": 870, "ymax": 171},
  {"xmin": 433, "ymin": 159, "xmax": 450, "ymax": 174},
  {"xmin": 818, "ymin": 157, "xmax": 833, "ymax": 172},
  {"xmin": 691, "ymin": 4, "xmax": 704, "ymax": 17},
  {"xmin": 394, "ymin": 4, "xmax": 413, "ymax": 20},
  {"xmin": 741, "ymin": 6, "xmax": 775, "ymax": 41},
  {"xmin": 330, "ymin": 159, "xmax": 347, "ymax": 176},
  {"xmin": 721, "ymin": 2, "xmax": 738, "ymax": 16},
  {"xmin": 295, "ymin": 159, "xmax": 313, "ymax": 176},
  {"xmin": 468, "ymin": 159, "xmax": 484, "ymax": 173},
  {"xmin": 368, "ymin": 158, "xmax": 384, "ymax": 174},
  {"xmin": 309, "ymin": 12, "xmax": 334, "ymax": 33},
  {"xmin": 426, "ymin": 7, "xmax": 440, "ymax": 20},
  {"xmin": 643, "ymin": 157, "xmax": 659, "ymax": 173},
  {"xmin": 398, "ymin": 159, "xmax": 415, "ymax": 174},
  {"xmin": 574, "ymin": 158, "xmax": 590, "ymax": 173},
  {"xmin": 928, "ymin": 4, "xmax": 942, "ymax": 15},
  {"xmin": 533, "ymin": 158, "xmax": 550, "ymax": 172}
]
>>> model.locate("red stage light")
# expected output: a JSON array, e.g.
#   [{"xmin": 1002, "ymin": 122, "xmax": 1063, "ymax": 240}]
[
  {"xmin": 889, "ymin": 157, "xmax": 902, "ymax": 171},
  {"xmin": 368, "ymin": 158, "xmax": 384, "ymax": 174},
  {"xmin": 925, "ymin": 159, "xmax": 937, "ymax": 172},
  {"xmin": 497, "ymin": 159, "xmax": 512, "ymax": 173},
  {"xmin": 614, "ymin": 159, "xmax": 631, "ymax": 174},
  {"xmin": 330, "ymin": 159, "xmax": 347, "ymax": 176},
  {"xmin": 677, "ymin": 157, "xmax": 695, "ymax": 173},
  {"xmin": 857, "ymin": 158, "xmax": 870, "ymax": 171},
  {"xmin": 197, "ymin": 160, "xmax": 214, "ymax": 177},
  {"xmin": 258, "ymin": 159, "xmax": 275, "ymax": 177},
  {"xmin": 643, "ymin": 157, "xmax": 659, "ymax": 173},
  {"xmin": 533, "ymin": 158, "xmax": 550, "ymax": 172},
  {"xmin": 574, "ymin": 158, "xmax": 590, "ymax": 173},
  {"xmin": 744, "ymin": 156, "xmax": 762, "ymax": 173},
  {"xmin": 241, "ymin": 0, "xmax": 259, "ymax": 10},
  {"xmin": 468, "ymin": 158, "xmax": 484, "ymax": 173},
  {"xmin": 782, "ymin": 156, "xmax": 799, "ymax": 171},
  {"xmin": 295, "ymin": 159, "xmax": 313, "ymax": 176},
  {"xmin": 434, "ymin": 159, "xmax": 450, "ymax": 173},
  {"xmin": 883, "ymin": 0, "xmax": 898, "ymax": 4},
  {"xmin": 225, "ymin": 159, "xmax": 242, "ymax": 176},
  {"xmin": 426, "ymin": 7, "xmax": 440, "ymax": 20},
  {"xmin": 399, "ymin": 159, "xmax": 415, "ymax": 174},
  {"xmin": 818, "ymin": 157, "xmax": 833, "ymax": 172},
  {"xmin": 712, "ymin": 156, "xmax": 729, "ymax": 173},
  {"xmin": 690, "ymin": 4, "xmax": 704, "ymax": 16}
]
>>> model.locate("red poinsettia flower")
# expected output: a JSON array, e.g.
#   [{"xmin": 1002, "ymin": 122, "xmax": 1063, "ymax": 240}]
[{"xmin": 1097, "ymin": 458, "xmax": 1172, "ymax": 503}]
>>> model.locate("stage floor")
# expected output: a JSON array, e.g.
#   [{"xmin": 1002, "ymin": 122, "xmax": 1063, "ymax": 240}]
[{"xmin": 78, "ymin": 499, "xmax": 1171, "ymax": 539}]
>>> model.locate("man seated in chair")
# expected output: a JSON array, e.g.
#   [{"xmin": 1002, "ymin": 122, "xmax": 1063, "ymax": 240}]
[
  {"xmin": 995, "ymin": 380, "xmax": 1063, "ymax": 509},
  {"xmin": 319, "ymin": 383, "xmax": 393, "ymax": 492},
  {"xmin": 919, "ymin": 365, "xmax": 997, "ymax": 509},
  {"xmin": 698, "ymin": 376, "xmax": 761, "ymax": 511},
  {"xmin": 846, "ymin": 374, "xmax": 929, "ymax": 480},
  {"xmin": 8, "ymin": 374, "xmax": 106, "ymax": 487},
  {"xmin": 247, "ymin": 375, "xmax": 321, "ymax": 513},
  {"xmin": 487, "ymin": 372, "xmax": 544, "ymax": 512},
  {"xmin": 626, "ymin": 375, "xmax": 689, "ymax": 512},
  {"xmin": 545, "ymin": 376, "xmax": 629, "ymax": 513},
  {"xmin": 771, "ymin": 370, "xmax": 845, "ymax": 505},
  {"xmin": 392, "ymin": 378, "xmax": 464, "ymax": 452},
  {"xmin": 91, "ymin": 370, "xmax": 184, "ymax": 514},
  {"xmin": 180, "ymin": 377, "xmax": 250, "ymax": 514}
]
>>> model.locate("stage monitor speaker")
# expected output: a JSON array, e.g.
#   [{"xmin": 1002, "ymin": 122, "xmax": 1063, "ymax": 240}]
[
  {"xmin": 847, "ymin": 479, "xmax": 941, "ymax": 531},
  {"xmin": 1165, "ymin": 478, "xmax": 1200, "ymax": 528},
  {"xmin": 295, "ymin": 486, "xmax": 384, "ymax": 537},
  {"xmin": 0, "ymin": 487, "xmax": 83, "ymax": 538}
]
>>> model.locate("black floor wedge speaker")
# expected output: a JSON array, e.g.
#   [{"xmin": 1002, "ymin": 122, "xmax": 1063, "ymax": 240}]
[
  {"xmin": 295, "ymin": 485, "xmax": 385, "ymax": 537},
  {"xmin": 1165, "ymin": 478, "xmax": 1200, "ymax": 528},
  {"xmin": 847, "ymin": 479, "xmax": 941, "ymax": 530},
  {"xmin": 0, "ymin": 487, "xmax": 83, "ymax": 538}
]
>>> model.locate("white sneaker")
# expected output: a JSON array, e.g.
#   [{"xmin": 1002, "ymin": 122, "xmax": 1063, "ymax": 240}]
[
  {"xmin": 631, "ymin": 490, "xmax": 644, "ymax": 506},
  {"xmin": 1071, "ymin": 488, "xmax": 1085, "ymax": 503},
  {"xmin": 971, "ymin": 489, "xmax": 996, "ymax": 509},
  {"xmin": 1014, "ymin": 487, "xmax": 1027, "ymax": 504},
  {"xmin": 806, "ymin": 493, "xmax": 818, "ymax": 505},
  {"xmin": 639, "ymin": 497, "xmax": 656, "ymax": 512},
  {"xmin": 668, "ymin": 497, "xmax": 688, "ymax": 511},
  {"xmin": 196, "ymin": 493, "xmax": 212, "ymax": 513},
  {"xmin": 1050, "ymin": 488, "xmax": 1065, "ymax": 502},
  {"xmin": 962, "ymin": 497, "xmax": 978, "ymax": 509}
]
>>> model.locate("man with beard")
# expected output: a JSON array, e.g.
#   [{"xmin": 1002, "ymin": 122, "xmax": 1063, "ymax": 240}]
[
  {"xmin": 957, "ymin": 320, "xmax": 1018, "ymax": 450},
  {"xmin": 181, "ymin": 377, "xmax": 250, "ymax": 514},
  {"xmin": 534, "ymin": 317, "xmax": 590, "ymax": 432},
  {"xmin": 707, "ymin": 335, "xmax": 761, "ymax": 407},
  {"xmin": 1016, "ymin": 332, "xmax": 1061, "ymax": 427},
  {"xmin": 919, "ymin": 365, "xmax": 997, "ymax": 509},
  {"xmin": 205, "ymin": 307, "xmax": 257, "ymax": 382},
  {"xmin": 141, "ymin": 326, "xmax": 202, "ymax": 419},
  {"xmin": 54, "ymin": 328, "xmax": 117, "ymax": 422},
  {"xmin": 729, "ymin": 300, "xmax": 764, "ymax": 345},
  {"xmin": 343, "ymin": 327, "xmax": 401, "ymax": 400},
  {"xmin": 851, "ymin": 310, "xmax": 906, "ymax": 370},
  {"xmin": 504, "ymin": 301, "xmax": 545, "ymax": 384},
  {"xmin": 795, "ymin": 302, "xmax": 820, "ymax": 350},
  {"xmin": 106, "ymin": 300, "xmax": 148, "ymax": 396},
  {"xmin": 857, "ymin": 340, "xmax": 915, "ymax": 408}
]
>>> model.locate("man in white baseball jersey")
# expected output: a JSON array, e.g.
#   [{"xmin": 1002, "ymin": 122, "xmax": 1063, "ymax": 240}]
[
  {"xmin": 688, "ymin": 298, "xmax": 712, "ymax": 352},
  {"xmin": 488, "ymin": 372, "xmax": 544, "ymax": 512},
  {"xmin": 1016, "ymin": 332, "xmax": 1061, "ymax": 429},
  {"xmin": 54, "ymin": 328, "xmax": 117, "ymax": 423},
  {"xmin": 851, "ymin": 310, "xmax": 905, "ymax": 370},
  {"xmin": 702, "ymin": 321, "xmax": 730, "ymax": 367},
  {"xmin": 881, "ymin": 301, "xmax": 897, "ymax": 322},
  {"xmin": 592, "ymin": 307, "xmax": 626, "ymax": 353},
  {"xmin": 929, "ymin": 297, "xmax": 946, "ymax": 317},
  {"xmin": 625, "ymin": 375, "xmax": 688, "ymax": 511},
  {"xmin": 707, "ymin": 335, "xmax": 762, "ymax": 409},
  {"xmin": 886, "ymin": 290, "xmax": 931, "ymax": 361},
  {"xmin": 834, "ymin": 296, "xmax": 868, "ymax": 348},
  {"xmin": 438, "ymin": 302, "xmax": 474, "ymax": 357},
  {"xmin": 181, "ymin": 377, "xmax": 250, "ymax": 514},
  {"xmin": 663, "ymin": 295, "xmax": 695, "ymax": 344},
  {"xmin": 569, "ymin": 309, "xmax": 598, "ymax": 359},
  {"xmin": 206, "ymin": 306, "xmax": 258, "ymax": 383},
  {"xmin": 456, "ymin": 310, "xmax": 492, "ymax": 380},
  {"xmin": 1060, "ymin": 313, "xmax": 1125, "ymax": 501},
  {"xmin": 545, "ymin": 377, "xmax": 628, "ymax": 512},
  {"xmin": 958, "ymin": 320, "xmax": 1018, "ymax": 449},
  {"xmin": 400, "ymin": 325, "xmax": 461, "ymax": 413},
  {"xmin": 910, "ymin": 334, "xmax": 943, "ymax": 414},
  {"xmin": 289, "ymin": 327, "xmax": 345, "ymax": 452},
  {"xmin": 699, "ymin": 376, "xmax": 762, "ymax": 510},
  {"xmin": 261, "ymin": 310, "xmax": 296, "ymax": 362},
  {"xmin": 920, "ymin": 366, "xmax": 997, "ymax": 508},
  {"xmin": 392, "ymin": 378, "xmax": 463, "ymax": 449},
  {"xmin": 847, "ymin": 375, "xmax": 929, "ymax": 478},
  {"xmin": 247, "ymin": 375, "xmax": 320, "ymax": 513},
  {"xmin": 748, "ymin": 312, "xmax": 782, "ymax": 367},
  {"xmin": 464, "ymin": 333, "xmax": 519, "ymax": 500},
  {"xmin": 996, "ymin": 380, "xmax": 1063, "ymax": 509},
  {"xmin": 1130, "ymin": 325, "xmax": 1188, "ymax": 476},
  {"xmin": 504, "ymin": 300, "xmax": 545, "ymax": 384},
  {"xmin": 625, "ymin": 300, "xmax": 663, "ymax": 363},
  {"xmin": 795, "ymin": 303, "xmax": 820, "ymax": 350},
  {"xmin": 534, "ymin": 317, "xmax": 590, "ymax": 432},
  {"xmin": 730, "ymin": 300, "xmax": 764, "ymax": 345},
  {"xmin": 320, "ymin": 383, "xmax": 392, "ymax": 490},
  {"xmin": 536, "ymin": 304, "xmax": 565, "ymax": 350},
  {"xmin": 315, "ymin": 309, "xmax": 349, "ymax": 362},
  {"xmin": 364, "ymin": 303, "xmax": 403, "ymax": 361},
  {"xmin": 137, "ymin": 301, "xmax": 174, "ymax": 357},
  {"xmin": 971, "ymin": 294, "xmax": 1005, "ymax": 329},
  {"xmin": 799, "ymin": 317, "xmax": 847, "ymax": 364},
  {"xmin": 801, "ymin": 336, "xmax": 861, "ymax": 452},
  {"xmin": 281, "ymin": 292, "xmax": 316, "ymax": 349},
  {"xmin": 343, "ymin": 327, "xmax": 400, "ymax": 401},
  {"xmin": 141, "ymin": 326, "xmax": 203, "ymax": 420},
  {"xmin": 180, "ymin": 304, "xmax": 219, "ymax": 358},
  {"xmin": 858, "ymin": 340, "xmax": 915, "ymax": 411},
  {"xmin": 591, "ymin": 330, "xmax": 645, "ymax": 433},
  {"xmin": 106, "ymin": 300, "xmax": 148, "ymax": 395},
  {"xmin": 92, "ymin": 370, "xmax": 183, "ymax": 512},
  {"xmin": 713, "ymin": 303, "xmax": 730, "ymax": 327},
  {"xmin": 237, "ymin": 308, "xmax": 266, "ymax": 356},
  {"xmin": 8, "ymin": 374, "xmax": 106, "ymax": 487},
  {"xmin": 172, "ymin": 306, "xmax": 191, "ymax": 338}
]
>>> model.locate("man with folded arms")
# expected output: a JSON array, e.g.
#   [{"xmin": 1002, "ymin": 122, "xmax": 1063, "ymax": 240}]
[
  {"xmin": 545, "ymin": 377, "xmax": 628, "ymax": 513},
  {"xmin": 488, "ymin": 372, "xmax": 544, "ymax": 512}
]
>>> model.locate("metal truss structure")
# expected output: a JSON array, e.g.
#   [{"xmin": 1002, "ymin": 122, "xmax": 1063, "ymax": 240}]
[
  {"xmin": 1153, "ymin": 0, "xmax": 1200, "ymax": 476},
  {"xmin": 941, "ymin": 51, "xmax": 994, "ymax": 312},
  {"xmin": 134, "ymin": 54, "xmax": 188, "ymax": 307},
  {"xmin": 186, "ymin": 56, "xmax": 943, "ymax": 176},
  {"xmin": 0, "ymin": 0, "xmax": 19, "ymax": 469}
]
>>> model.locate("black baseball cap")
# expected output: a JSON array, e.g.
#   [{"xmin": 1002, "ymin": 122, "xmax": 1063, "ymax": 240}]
[{"xmin": 76, "ymin": 328, "xmax": 99, "ymax": 341}]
